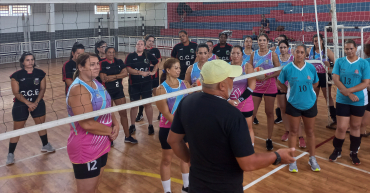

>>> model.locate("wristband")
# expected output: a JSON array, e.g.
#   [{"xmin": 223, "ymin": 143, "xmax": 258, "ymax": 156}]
[
  {"xmin": 238, "ymin": 87, "xmax": 253, "ymax": 103},
  {"xmin": 273, "ymin": 151, "xmax": 281, "ymax": 165}
]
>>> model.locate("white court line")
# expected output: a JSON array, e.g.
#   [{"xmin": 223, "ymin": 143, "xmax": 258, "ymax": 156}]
[
  {"xmin": 0, "ymin": 121, "xmax": 157, "ymax": 169},
  {"xmin": 243, "ymin": 152, "xmax": 308, "ymax": 190},
  {"xmin": 254, "ymin": 136, "xmax": 370, "ymax": 175}
]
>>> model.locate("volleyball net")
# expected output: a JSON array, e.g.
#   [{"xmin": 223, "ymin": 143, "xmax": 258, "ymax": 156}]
[{"xmin": 0, "ymin": 0, "xmax": 370, "ymax": 140}]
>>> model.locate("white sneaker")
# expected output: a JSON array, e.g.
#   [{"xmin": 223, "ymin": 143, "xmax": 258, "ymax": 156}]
[
  {"xmin": 6, "ymin": 153, "xmax": 15, "ymax": 165},
  {"xmin": 41, "ymin": 143, "xmax": 55, "ymax": 153}
]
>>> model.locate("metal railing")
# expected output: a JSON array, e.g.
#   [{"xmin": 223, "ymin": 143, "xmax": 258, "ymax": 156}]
[{"xmin": 0, "ymin": 40, "xmax": 50, "ymax": 64}]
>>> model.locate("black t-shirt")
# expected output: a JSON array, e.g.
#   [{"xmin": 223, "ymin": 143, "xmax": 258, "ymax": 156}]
[
  {"xmin": 171, "ymin": 42, "xmax": 198, "ymax": 80},
  {"xmin": 213, "ymin": 43, "xmax": 233, "ymax": 63},
  {"xmin": 125, "ymin": 52, "xmax": 158, "ymax": 85},
  {"xmin": 99, "ymin": 58, "xmax": 125, "ymax": 91},
  {"xmin": 171, "ymin": 92, "xmax": 254, "ymax": 193},
  {"xmin": 10, "ymin": 68, "xmax": 46, "ymax": 103},
  {"xmin": 62, "ymin": 60, "xmax": 77, "ymax": 94},
  {"xmin": 146, "ymin": 48, "xmax": 162, "ymax": 79}
]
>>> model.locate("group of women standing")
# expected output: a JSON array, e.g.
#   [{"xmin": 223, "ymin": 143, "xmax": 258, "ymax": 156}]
[{"xmin": 5, "ymin": 30, "xmax": 370, "ymax": 193}]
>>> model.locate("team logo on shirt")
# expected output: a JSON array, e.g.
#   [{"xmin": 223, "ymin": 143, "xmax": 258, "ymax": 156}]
[
  {"xmin": 34, "ymin": 78, "xmax": 40, "ymax": 85},
  {"xmin": 355, "ymin": 69, "xmax": 359, "ymax": 74},
  {"xmin": 73, "ymin": 68, "xmax": 76, "ymax": 71},
  {"xmin": 226, "ymin": 50, "xmax": 230, "ymax": 55},
  {"xmin": 144, "ymin": 59, "xmax": 149, "ymax": 64},
  {"xmin": 96, "ymin": 93, "xmax": 101, "ymax": 98},
  {"xmin": 152, "ymin": 53, "xmax": 156, "ymax": 56},
  {"xmin": 106, "ymin": 67, "xmax": 110, "ymax": 69},
  {"xmin": 307, "ymin": 75, "xmax": 311, "ymax": 80},
  {"xmin": 190, "ymin": 48, "xmax": 194, "ymax": 53},
  {"xmin": 20, "ymin": 78, "xmax": 25, "ymax": 81}
]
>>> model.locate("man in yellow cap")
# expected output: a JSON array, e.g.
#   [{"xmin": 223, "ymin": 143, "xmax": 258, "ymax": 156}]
[{"xmin": 167, "ymin": 59, "xmax": 296, "ymax": 193}]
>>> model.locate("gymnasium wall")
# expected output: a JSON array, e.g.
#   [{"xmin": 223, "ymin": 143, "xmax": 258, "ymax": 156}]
[
  {"xmin": 0, "ymin": 3, "xmax": 167, "ymax": 43},
  {"xmin": 163, "ymin": 0, "xmax": 370, "ymax": 43}
]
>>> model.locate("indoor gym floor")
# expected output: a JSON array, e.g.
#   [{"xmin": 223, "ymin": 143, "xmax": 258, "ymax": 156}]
[{"xmin": 0, "ymin": 53, "xmax": 369, "ymax": 193}]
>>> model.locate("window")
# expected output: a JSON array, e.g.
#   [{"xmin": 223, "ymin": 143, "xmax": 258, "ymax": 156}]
[
  {"xmin": 0, "ymin": 5, "xmax": 31, "ymax": 16},
  {"xmin": 94, "ymin": 5, "xmax": 139, "ymax": 14},
  {"xmin": 95, "ymin": 5, "xmax": 110, "ymax": 14}
]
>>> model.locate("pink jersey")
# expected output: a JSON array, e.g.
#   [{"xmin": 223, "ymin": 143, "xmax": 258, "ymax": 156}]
[
  {"xmin": 159, "ymin": 79, "xmax": 188, "ymax": 128},
  {"xmin": 66, "ymin": 78, "xmax": 112, "ymax": 164},
  {"xmin": 229, "ymin": 61, "xmax": 254, "ymax": 112},
  {"xmin": 253, "ymin": 50, "xmax": 277, "ymax": 94}
]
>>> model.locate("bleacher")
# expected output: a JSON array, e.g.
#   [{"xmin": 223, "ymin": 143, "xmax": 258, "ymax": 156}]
[{"xmin": 161, "ymin": 1, "xmax": 370, "ymax": 43}]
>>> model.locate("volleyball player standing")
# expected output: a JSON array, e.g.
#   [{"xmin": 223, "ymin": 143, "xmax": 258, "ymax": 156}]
[
  {"xmin": 100, "ymin": 47, "xmax": 137, "ymax": 144},
  {"xmin": 360, "ymin": 57, "xmax": 370, "ymax": 136},
  {"xmin": 67, "ymin": 53, "xmax": 119, "ymax": 192},
  {"xmin": 185, "ymin": 43, "xmax": 209, "ymax": 86},
  {"xmin": 156, "ymin": 58, "xmax": 191, "ymax": 193},
  {"xmin": 249, "ymin": 34, "xmax": 281, "ymax": 151},
  {"xmin": 62, "ymin": 42, "xmax": 85, "ymax": 94},
  {"xmin": 277, "ymin": 44, "xmax": 321, "ymax": 172},
  {"xmin": 95, "ymin": 40, "xmax": 107, "ymax": 61},
  {"xmin": 136, "ymin": 34, "xmax": 162, "ymax": 122},
  {"xmin": 126, "ymin": 40, "xmax": 159, "ymax": 135},
  {"xmin": 307, "ymin": 34, "xmax": 336, "ymax": 125},
  {"xmin": 6, "ymin": 52, "xmax": 55, "ymax": 165},
  {"xmin": 213, "ymin": 32, "xmax": 233, "ymax": 63},
  {"xmin": 171, "ymin": 30, "xmax": 197, "ymax": 80},
  {"xmin": 329, "ymin": 40, "xmax": 370, "ymax": 165},
  {"xmin": 229, "ymin": 45, "xmax": 256, "ymax": 145},
  {"xmin": 276, "ymin": 40, "xmax": 306, "ymax": 147}
]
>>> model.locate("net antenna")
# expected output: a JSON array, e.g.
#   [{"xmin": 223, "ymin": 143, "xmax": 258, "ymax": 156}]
[
  {"xmin": 98, "ymin": 17, "xmax": 103, "ymax": 40},
  {"xmin": 22, "ymin": 13, "xmax": 32, "ymax": 53}
]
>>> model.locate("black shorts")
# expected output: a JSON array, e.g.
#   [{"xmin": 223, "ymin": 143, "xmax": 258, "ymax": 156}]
[
  {"xmin": 367, "ymin": 91, "xmax": 370, "ymax": 112},
  {"xmin": 336, "ymin": 102, "xmax": 366, "ymax": 117},
  {"xmin": 252, "ymin": 92, "xmax": 277, "ymax": 98},
  {"xmin": 12, "ymin": 99, "xmax": 46, "ymax": 122},
  {"xmin": 107, "ymin": 87, "xmax": 125, "ymax": 100},
  {"xmin": 159, "ymin": 127, "xmax": 187, "ymax": 149},
  {"xmin": 317, "ymin": 73, "xmax": 332, "ymax": 88},
  {"xmin": 129, "ymin": 82, "xmax": 152, "ymax": 101},
  {"xmin": 242, "ymin": 111, "xmax": 253, "ymax": 118},
  {"xmin": 277, "ymin": 90, "xmax": 286, "ymax": 95},
  {"xmin": 286, "ymin": 101, "xmax": 318, "ymax": 118},
  {"xmin": 72, "ymin": 153, "xmax": 108, "ymax": 179}
]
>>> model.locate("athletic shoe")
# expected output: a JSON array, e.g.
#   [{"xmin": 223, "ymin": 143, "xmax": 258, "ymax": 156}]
[
  {"xmin": 129, "ymin": 125, "xmax": 136, "ymax": 135},
  {"xmin": 308, "ymin": 156, "xmax": 321, "ymax": 171},
  {"xmin": 329, "ymin": 149, "xmax": 341, "ymax": 161},
  {"xmin": 350, "ymin": 152, "xmax": 361, "ymax": 165},
  {"xmin": 41, "ymin": 143, "xmax": 55, "ymax": 153},
  {"xmin": 274, "ymin": 117, "xmax": 283, "ymax": 124},
  {"xmin": 6, "ymin": 153, "xmax": 15, "ymax": 166},
  {"xmin": 135, "ymin": 114, "xmax": 143, "ymax": 122},
  {"xmin": 148, "ymin": 125, "xmax": 154, "ymax": 135},
  {"xmin": 266, "ymin": 139, "xmax": 273, "ymax": 151},
  {"xmin": 349, "ymin": 146, "xmax": 360, "ymax": 153},
  {"xmin": 181, "ymin": 186, "xmax": 189, "ymax": 193},
  {"xmin": 253, "ymin": 117, "xmax": 259, "ymax": 125},
  {"xmin": 281, "ymin": 131, "xmax": 289, "ymax": 141},
  {"xmin": 299, "ymin": 137, "xmax": 306, "ymax": 148},
  {"xmin": 125, "ymin": 136, "xmax": 138, "ymax": 144},
  {"xmin": 289, "ymin": 161, "xmax": 298, "ymax": 173}
]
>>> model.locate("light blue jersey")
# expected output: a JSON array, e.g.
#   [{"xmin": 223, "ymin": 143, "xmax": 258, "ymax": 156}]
[
  {"xmin": 333, "ymin": 57, "xmax": 370, "ymax": 106},
  {"xmin": 366, "ymin": 58, "xmax": 370, "ymax": 64},
  {"xmin": 190, "ymin": 62, "xmax": 201, "ymax": 85},
  {"xmin": 243, "ymin": 49, "xmax": 252, "ymax": 63},
  {"xmin": 279, "ymin": 54, "xmax": 294, "ymax": 67},
  {"xmin": 278, "ymin": 62, "xmax": 319, "ymax": 110}
]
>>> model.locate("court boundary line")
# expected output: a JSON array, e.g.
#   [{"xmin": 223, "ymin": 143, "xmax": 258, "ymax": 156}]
[
  {"xmin": 255, "ymin": 136, "xmax": 370, "ymax": 175},
  {"xmin": 243, "ymin": 152, "xmax": 308, "ymax": 190}
]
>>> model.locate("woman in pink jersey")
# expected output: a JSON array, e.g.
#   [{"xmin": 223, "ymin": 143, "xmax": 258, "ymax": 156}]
[
  {"xmin": 66, "ymin": 53, "xmax": 119, "ymax": 192},
  {"xmin": 156, "ymin": 58, "xmax": 191, "ymax": 193},
  {"xmin": 228, "ymin": 45, "xmax": 256, "ymax": 145},
  {"xmin": 247, "ymin": 34, "xmax": 281, "ymax": 151}
]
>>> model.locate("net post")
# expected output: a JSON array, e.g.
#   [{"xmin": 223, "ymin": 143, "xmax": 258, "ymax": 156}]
[
  {"xmin": 361, "ymin": 27, "xmax": 364, "ymax": 59},
  {"xmin": 330, "ymin": 0, "xmax": 339, "ymax": 60}
]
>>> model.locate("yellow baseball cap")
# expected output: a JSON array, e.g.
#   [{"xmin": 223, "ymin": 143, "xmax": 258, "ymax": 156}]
[{"xmin": 200, "ymin": 59, "xmax": 242, "ymax": 84}]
